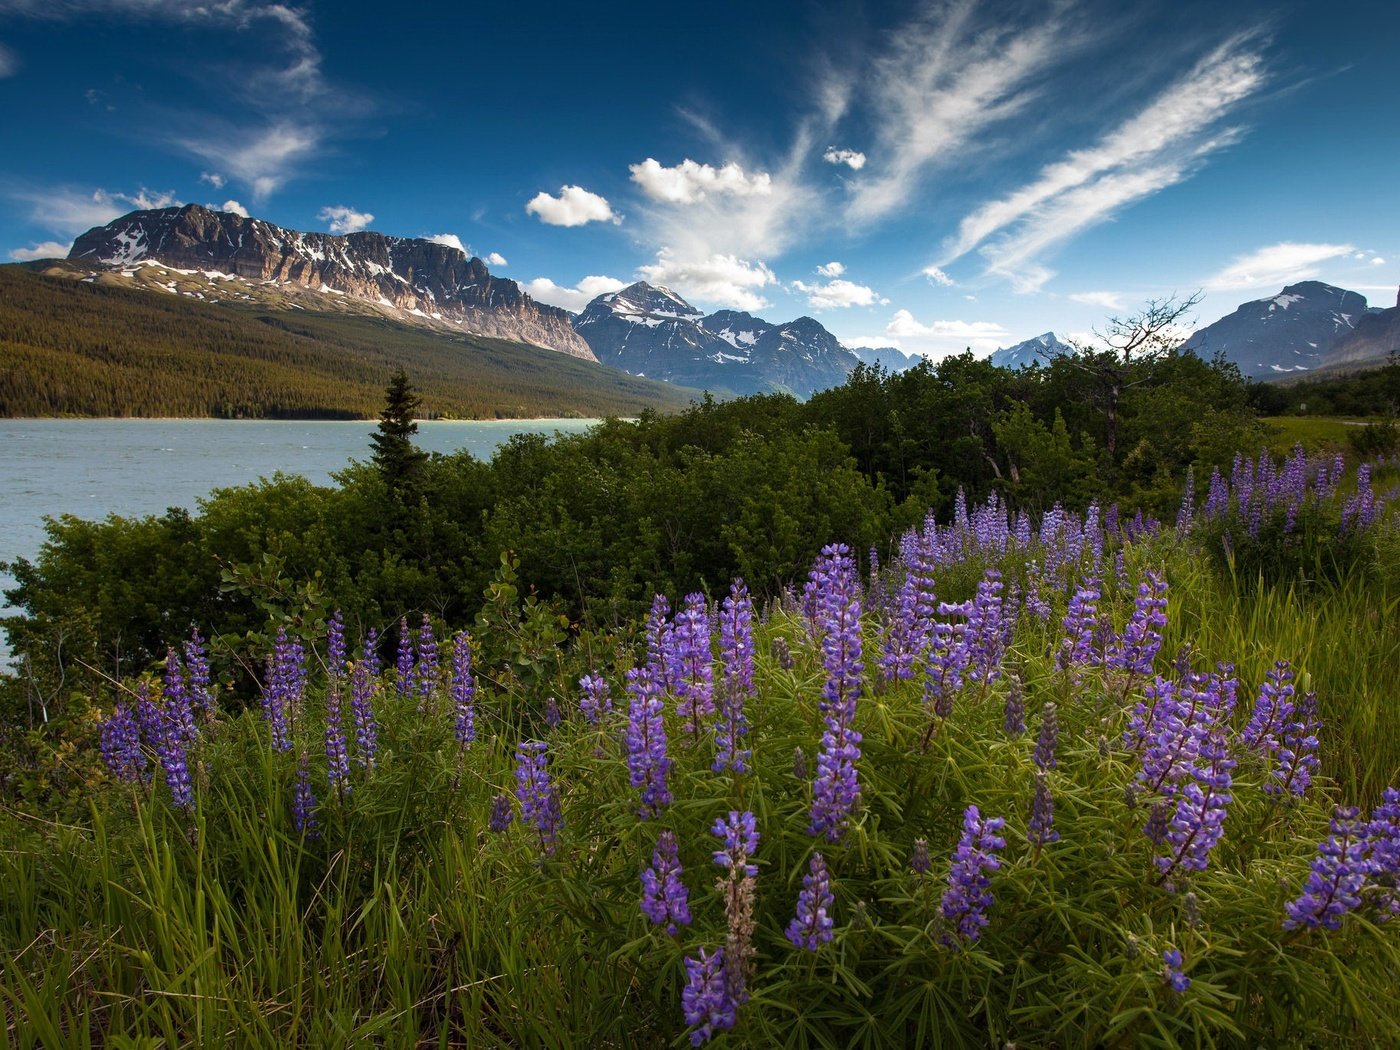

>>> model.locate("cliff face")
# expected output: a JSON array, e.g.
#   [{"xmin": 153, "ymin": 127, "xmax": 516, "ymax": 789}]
[
  {"xmin": 69, "ymin": 205, "xmax": 595, "ymax": 360},
  {"xmin": 1322, "ymin": 287, "xmax": 1400, "ymax": 370}
]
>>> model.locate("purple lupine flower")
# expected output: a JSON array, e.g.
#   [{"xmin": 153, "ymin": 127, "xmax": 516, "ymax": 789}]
[
  {"xmin": 579, "ymin": 673, "xmax": 612, "ymax": 724},
  {"xmin": 183, "ymin": 628, "xmax": 214, "ymax": 719},
  {"xmin": 645, "ymin": 594, "xmax": 676, "ymax": 691},
  {"xmin": 451, "ymin": 630, "xmax": 476, "ymax": 747},
  {"xmin": 99, "ymin": 702, "xmax": 146, "ymax": 783},
  {"xmin": 416, "ymin": 615, "xmax": 439, "ymax": 709},
  {"xmin": 514, "ymin": 740, "xmax": 562, "ymax": 855},
  {"xmin": 1003, "ymin": 674, "xmax": 1026, "ymax": 738},
  {"xmin": 326, "ymin": 610, "xmax": 347, "ymax": 680},
  {"xmin": 640, "ymin": 829, "xmax": 691, "ymax": 934},
  {"xmin": 808, "ymin": 544, "xmax": 865, "ymax": 841},
  {"xmin": 1033, "ymin": 702, "xmax": 1059, "ymax": 772},
  {"xmin": 786, "ymin": 852, "xmax": 835, "ymax": 950},
  {"xmin": 1155, "ymin": 727, "xmax": 1234, "ymax": 883},
  {"xmin": 1341, "ymin": 463, "xmax": 1380, "ymax": 532},
  {"xmin": 674, "ymin": 592, "xmax": 715, "ymax": 736},
  {"xmin": 880, "ymin": 570, "xmax": 922, "ymax": 683},
  {"xmin": 1267, "ymin": 690, "xmax": 1320, "ymax": 798},
  {"xmin": 134, "ymin": 679, "xmax": 163, "ymax": 746},
  {"xmin": 487, "ymin": 792, "xmax": 514, "ymax": 833},
  {"xmin": 324, "ymin": 676, "xmax": 351, "ymax": 797},
  {"xmin": 1162, "ymin": 948, "xmax": 1190, "ymax": 993},
  {"xmin": 1028, "ymin": 771, "xmax": 1059, "ymax": 846},
  {"xmin": 911, "ymin": 837, "xmax": 931, "ymax": 876},
  {"xmin": 1176, "ymin": 468, "xmax": 1196, "ymax": 534},
  {"xmin": 712, "ymin": 810, "xmax": 760, "ymax": 878},
  {"xmin": 163, "ymin": 647, "xmax": 197, "ymax": 747},
  {"xmin": 1057, "ymin": 577, "xmax": 1102, "ymax": 676},
  {"xmin": 681, "ymin": 947, "xmax": 735, "ymax": 1046},
  {"xmin": 1023, "ymin": 566, "xmax": 1052, "ymax": 622},
  {"xmin": 292, "ymin": 753, "xmax": 318, "ymax": 837},
  {"xmin": 544, "ymin": 696, "xmax": 562, "ymax": 728},
  {"xmin": 350, "ymin": 629, "xmax": 379, "ymax": 768},
  {"xmin": 150, "ymin": 686, "xmax": 195, "ymax": 812},
  {"xmin": 1242, "ymin": 660, "xmax": 1295, "ymax": 757},
  {"xmin": 964, "ymin": 569, "xmax": 1006, "ymax": 687},
  {"xmin": 923, "ymin": 615, "xmax": 970, "ymax": 720},
  {"xmin": 714, "ymin": 579, "xmax": 754, "ymax": 773},
  {"xmin": 940, "ymin": 805, "xmax": 1007, "ymax": 945},
  {"xmin": 1284, "ymin": 806, "xmax": 1374, "ymax": 930},
  {"xmin": 1136, "ymin": 678, "xmax": 1214, "ymax": 797},
  {"xmin": 394, "ymin": 617, "xmax": 415, "ymax": 701},
  {"xmin": 1367, "ymin": 788, "xmax": 1400, "ymax": 918},
  {"xmin": 261, "ymin": 628, "xmax": 302, "ymax": 752},
  {"xmin": 1109, "ymin": 572, "xmax": 1169, "ymax": 679},
  {"xmin": 1203, "ymin": 468, "xmax": 1229, "ymax": 519},
  {"xmin": 625, "ymin": 664, "xmax": 672, "ymax": 817}
]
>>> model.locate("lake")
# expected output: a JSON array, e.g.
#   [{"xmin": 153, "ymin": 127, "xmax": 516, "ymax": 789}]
[{"xmin": 0, "ymin": 418, "xmax": 600, "ymax": 665}]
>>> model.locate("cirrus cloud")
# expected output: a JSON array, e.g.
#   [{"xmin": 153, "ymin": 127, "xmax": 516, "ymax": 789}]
[
  {"xmin": 1203, "ymin": 241, "xmax": 1356, "ymax": 291},
  {"xmin": 525, "ymin": 185, "xmax": 618, "ymax": 227}
]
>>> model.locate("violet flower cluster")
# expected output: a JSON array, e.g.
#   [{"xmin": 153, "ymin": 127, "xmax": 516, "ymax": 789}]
[
  {"xmin": 681, "ymin": 947, "xmax": 735, "ymax": 1046},
  {"xmin": 1284, "ymin": 806, "xmax": 1373, "ymax": 930},
  {"xmin": 714, "ymin": 579, "xmax": 754, "ymax": 773},
  {"xmin": 940, "ymin": 805, "xmax": 1007, "ymax": 945},
  {"xmin": 99, "ymin": 700, "xmax": 146, "ymax": 783},
  {"xmin": 785, "ymin": 852, "xmax": 835, "ymax": 950},
  {"xmin": 514, "ymin": 740, "xmax": 562, "ymax": 855},
  {"xmin": 292, "ymin": 752, "xmax": 318, "ymax": 837},
  {"xmin": 808, "ymin": 543, "xmax": 864, "ymax": 842},
  {"xmin": 673, "ymin": 592, "xmax": 715, "ymax": 736},
  {"xmin": 1242, "ymin": 659, "xmax": 1295, "ymax": 758},
  {"xmin": 451, "ymin": 630, "xmax": 475, "ymax": 747},
  {"xmin": 1268, "ymin": 689, "xmax": 1320, "ymax": 798},
  {"xmin": 183, "ymin": 628, "xmax": 214, "ymax": 719},
  {"xmin": 350, "ymin": 629, "xmax": 379, "ymax": 768},
  {"xmin": 1155, "ymin": 726, "xmax": 1235, "ymax": 884},
  {"xmin": 625, "ymin": 665, "xmax": 672, "ymax": 817},
  {"xmin": 578, "ymin": 673, "xmax": 612, "ymax": 724},
  {"xmin": 640, "ymin": 828, "xmax": 691, "ymax": 935},
  {"xmin": 395, "ymin": 617, "xmax": 415, "ymax": 701},
  {"xmin": 416, "ymin": 615, "xmax": 439, "ymax": 709},
  {"xmin": 1109, "ymin": 571, "xmax": 1168, "ymax": 679}
]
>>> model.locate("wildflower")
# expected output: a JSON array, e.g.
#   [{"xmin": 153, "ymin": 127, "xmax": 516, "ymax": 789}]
[
  {"xmin": 1242, "ymin": 659, "xmax": 1295, "ymax": 757},
  {"xmin": 163, "ymin": 647, "xmax": 197, "ymax": 747},
  {"xmin": 395, "ymin": 617, "xmax": 415, "ymax": 701},
  {"xmin": 674, "ymin": 592, "xmax": 715, "ymax": 735},
  {"xmin": 963, "ymin": 569, "xmax": 1006, "ymax": 686},
  {"xmin": 1028, "ymin": 771, "xmax": 1059, "ymax": 846},
  {"xmin": 645, "ymin": 594, "xmax": 676, "ymax": 689},
  {"xmin": 1267, "ymin": 690, "xmax": 1319, "ymax": 798},
  {"xmin": 324, "ymin": 675, "xmax": 351, "ymax": 796},
  {"xmin": 1367, "ymin": 788, "xmax": 1400, "ymax": 917},
  {"xmin": 1003, "ymin": 674, "xmax": 1026, "ymax": 737},
  {"xmin": 1033, "ymin": 702, "xmax": 1059, "ymax": 772},
  {"xmin": 786, "ymin": 852, "xmax": 835, "ymax": 950},
  {"xmin": 625, "ymin": 665, "xmax": 672, "ymax": 817},
  {"xmin": 1057, "ymin": 578, "xmax": 1101, "ymax": 675},
  {"xmin": 1161, "ymin": 948, "xmax": 1190, "ymax": 993},
  {"xmin": 792, "ymin": 746, "xmax": 809, "ymax": 781},
  {"xmin": 1156, "ymin": 727, "xmax": 1234, "ymax": 883},
  {"xmin": 261, "ymin": 628, "xmax": 301, "ymax": 752},
  {"xmin": 941, "ymin": 805, "xmax": 1007, "ymax": 945},
  {"xmin": 183, "ymin": 628, "xmax": 214, "ymax": 718},
  {"xmin": 808, "ymin": 544, "xmax": 864, "ymax": 841},
  {"xmin": 416, "ymin": 615, "xmax": 439, "ymax": 709},
  {"xmin": 1284, "ymin": 806, "xmax": 1374, "ymax": 930},
  {"xmin": 712, "ymin": 810, "xmax": 759, "ymax": 1008},
  {"xmin": 714, "ymin": 579, "xmax": 754, "ymax": 773},
  {"xmin": 292, "ymin": 753, "xmax": 318, "ymax": 837},
  {"xmin": 880, "ymin": 570, "xmax": 922, "ymax": 682},
  {"xmin": 681, "ymin": 947, "xmax": 735, "ymax": 1045},
  {"xmin": 487, "ymin": 792, "xmax": 514, "ymax": 833},
  {"xmin": 911, "ymin": 837, "xmax": 931, "ymax": 876},
  {"xmin": 350, "ymin": 629, "xmax": 379, "ymax": 768},
  {"xmin": 451, "ymin": 631, "xmax": 475, "ymax": 747},
  {"xmin": 326, "ymin": 610, "xmax": 346, "ymax": 680},
  {"xmin": 99, "ymin": 701, "xmax": 146, "ymax": 783},
  {"xmin": 579, "ymin": 673, "xmax": 612, "ymax": 723},
  {"xmin": 640, "ymin": 829, "xmax": 691, "ymax": 934},
  {"xmin": 712, "ymin": 810, "xmax": 760, "ymax": 878},
  {"xmin": 923, "ymin": 614, "xmax": 969, "ymax": 720},
  {"xmin": 514, "ymin": 740, "xmax": 562, "ymax": 855},
  {"xmin": 1109, "ymin": 572, "xmax": 1168, "ymax": 678}
]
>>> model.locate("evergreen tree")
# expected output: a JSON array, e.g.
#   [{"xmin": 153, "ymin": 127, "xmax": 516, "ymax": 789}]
[{"xmin": 370, "ymin": 368, "xmax": 428, "ymax": 494}]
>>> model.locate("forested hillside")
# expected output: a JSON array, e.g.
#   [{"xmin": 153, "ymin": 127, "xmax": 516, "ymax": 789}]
[{"xmin": 0, "ymin": 266, "xmax": 695, "ymax": 419}]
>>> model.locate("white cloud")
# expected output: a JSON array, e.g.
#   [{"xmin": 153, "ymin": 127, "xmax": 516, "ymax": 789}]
[
  {"xmin": 485, "ymin": 251, "xmax": 508, "ymax": 267},
  {"xmin": 629, "ymin": 158, "xmax": 772, "ymax": 204},
  {"xmin": 842, "ymin": 334, "xmax": 898, "ymax": 349},
  {"xmin": 0, "ymin": 41, "xmax": 17, "ymax": 77},
  {"xmin": 525, "ymin": 185, "xmax": 618, "ymax": 227},
  {"xmin": 427, "ymin": 233, "xmax": 468, "ymax": 253},
  {"xmin": 522, "ymin": 275, "xmax": 628, "ymax": 313},
  {"xmin": 318, "ymin": 205, "xmax": 373, "ymax": 234},
  {"xmin": 637, "ymin": 250, "xmax": 776, "ymax": 311},
  {"xmin": 1373, "ymin": 257, "xmax": 1386, "ymax": 266},
  {"xmin": 792, "ymin": 278, "xmax": 888, "ymax": 310},
  {"xmin": 9, "ymin": 240, "xmax": 71, "ymax": 261},
  {"xmin": 944, "ymin": 35, "xmax": 1266, "ymax": 290},
  {"xmin": 922, "ymin": 265, "xmax": 955, "ymax": 287},
  {"xmin": 1204, "ymin": 242, "xmax": 1356, "ymax": 292},
  {"xmin": 17, "ymin": 186, "xmax": 182, "ymax": 234},
  {"xmin": 1069, "ymin": 290, "xmax": 1126, "ymax": 310},
  {"xmin": 180, "ymin": 122, "xmax": 320, "ymax": 199},
  {"xmin": 816, "ymin": 261, "xmax": 845, "ymax": 277},
  {"xmin": 199, "ymin": 171, "xmax": 225, "ymax": 189},
  {"xmin": 218, "ymin": 199, "xmax": 249, "ymax": 217},
  {"xmin": 822, "ymin": 147, "xmax": 866, "ymax": 171},
  {"xmin": 884, "ymin": 309, "xmax": 1010, "ymax": 357},
  {"xmin": 846, "ymin": 3, "xmax": 1080, "ymax": 223}
]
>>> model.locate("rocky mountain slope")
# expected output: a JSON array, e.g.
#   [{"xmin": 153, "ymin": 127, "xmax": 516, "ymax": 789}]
[
  {"xmin": 1180, "ymin": 282, "xmax": 1370, "ymax": 378},
  {"xmin": 573, "ymin": 282, "xmax": 859, "ymax": 397},
  {"xmin": 68, "ymin": 205, "xmax": 594, "ymax": 359},
  {"xmin": 989, "ymin": 332, "xmax": 1073, "ymax": 370},
  {"xmin": 1319, "ymin": 287, "xmax": 1400, "ymax": 371}
]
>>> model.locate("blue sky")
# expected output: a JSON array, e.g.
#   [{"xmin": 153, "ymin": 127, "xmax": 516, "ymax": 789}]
[{"xmin": 2, "ymin": 0, "xmax": 1397, "ymax": 357}]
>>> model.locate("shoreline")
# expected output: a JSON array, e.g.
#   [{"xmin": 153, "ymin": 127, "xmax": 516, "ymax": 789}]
[{"xmin": 0, "ymin": 416, "xmax": 608, "ymax": 424}]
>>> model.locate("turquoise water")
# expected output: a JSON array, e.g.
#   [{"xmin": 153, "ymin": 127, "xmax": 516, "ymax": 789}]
[{"xmin": 0, "ymin": 418, "xmax": 599, "ymax": 664}]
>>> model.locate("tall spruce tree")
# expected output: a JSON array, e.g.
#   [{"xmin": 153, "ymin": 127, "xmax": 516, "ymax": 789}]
[{"xmin": 370, "ymin": 367, "xmax": 428, "ymax": 495}]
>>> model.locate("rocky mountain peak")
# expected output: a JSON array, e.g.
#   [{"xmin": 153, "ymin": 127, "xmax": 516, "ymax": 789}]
[{"xmin": 1181, "ymin": 282, "xmax": 1369, "ymax": 378}]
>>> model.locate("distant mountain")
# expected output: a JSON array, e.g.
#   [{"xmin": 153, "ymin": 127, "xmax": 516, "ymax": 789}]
[
  {"xmin": 1319, "ymin": 286, "xmax": 1400, "ymax": 372},
  {"xmin": 847, "ymin": 345, "xmax": 920, "ymax": 372},
  {"xmin": 1181, "ymin": 282, "xmax": 1368, "ymax": 379},
  {"xmin": 573, "ymin": 281, "xmax": 859, "ymax": 397},
  {"xmin": 69, "ymin": 204, "xmax": 593, "ymax": 359},
  {"xmin": 990, "ymin": 332, "xmax": 1073, "ymax": 370}
]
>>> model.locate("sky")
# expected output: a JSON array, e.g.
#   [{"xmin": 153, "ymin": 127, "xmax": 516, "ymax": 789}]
[{"xmin": 2, "ymin": 0, "xmax": 1398, "ymax": 359}]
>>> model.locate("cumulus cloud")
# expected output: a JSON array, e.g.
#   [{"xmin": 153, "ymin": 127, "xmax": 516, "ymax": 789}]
[
  {"xmin": 427, "ymin": 233, "xmax": 468, "ymax": 253},
  {"xmin": 8, "ymin": 240, "xmax": 71, "ymax": 261},
  {"xmin": 16, "ymin": 186, "xmax": 181, "ymax": 234},
  {"xmin": 1069, "ymin": 290, "xmax": 1125, "ymax": 310},
  {"xmin": 522, "ymin": 275, "xmax": 629, "ymax": 313},
  {"xmin": 945, "ymin": 35, "xmax": 1266, "ymax": 290},
  {"xmin": 318, "ymin": 205, "xmax": 373, "ymax": 234},
  {"xmin": 822, "ymin": 147, "xmax": 866, "ymax": 170},
  {"xmin": 199, "ymin": 171, "xmax": 225, "ymax": 189},
  {"xmin": 792, "ymin": 278, "xmax": 888, "ymax": 310},
  {"xmin": 817, "ymin": 261, "xmax": 845, "ymax": 277},
  {"xmin": 629, "ymin": 158, "xmax": 771, "ymax": 204},
  {"xmin": 1372, "ymin": 257, "xmax": 1386, "ymax": 266},
  {"xmin": 525, "ymin": 185, "xmax": 618, "ymax": 227},
  {"xmin": 217, "ymin": 199, "xmax": 249, "ymax": 217},
  {"xmin": 884, "ymin": 309, "xmax": 1010, "ymax": 357},
  {"xmin": 637, "ymin": 250, "xmax": 776, "ymax": 311},
  {"xmin": 922, "ymin": 265, "xmax": 955, "ymax": 287},
  {"xmin": 1204, "ymin": 242, "xmax": 1356, "ymax": 292},
  {"xmin": 485, "ymin": 251, "xmax": 508, "ymax": 267}
]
